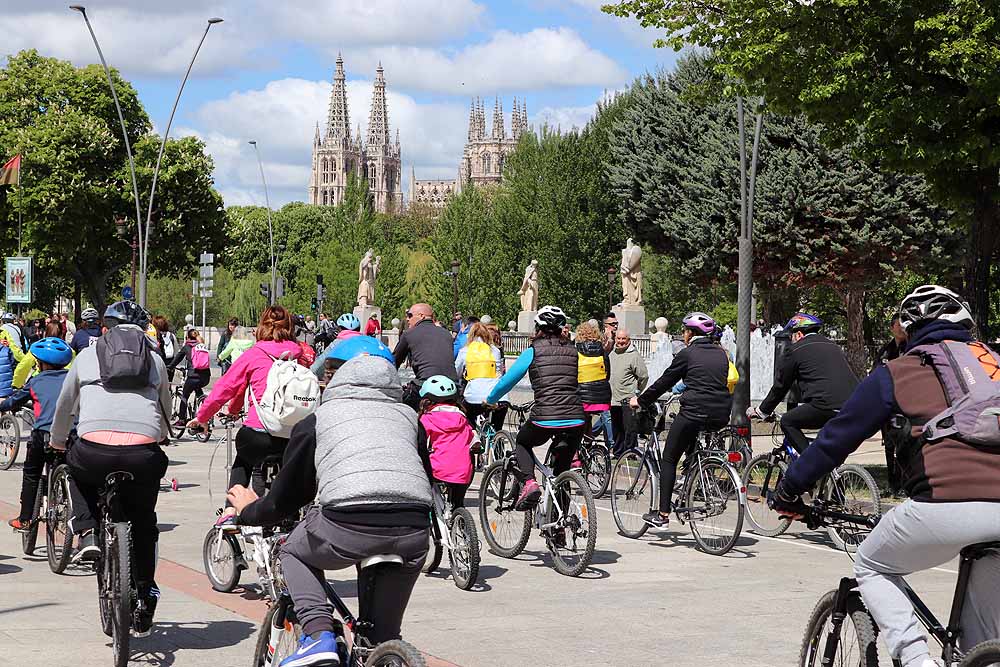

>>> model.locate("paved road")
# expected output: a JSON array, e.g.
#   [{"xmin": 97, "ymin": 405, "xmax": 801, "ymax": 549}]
[{"xmin": 0, "ymin": 433, "xmax": 959, "ymax": 667}]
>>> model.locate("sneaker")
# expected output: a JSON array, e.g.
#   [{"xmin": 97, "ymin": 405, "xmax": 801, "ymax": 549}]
[
  {"xmin": 514, "ymin": 479, "xmax": 541, "ymax": 511},
  {"xmin": 73, "ymin": 531, "xmax": 100, "ymax": 563},
  {"xmin": 172, "ymin": 419, "xmax": 186, "ymax": 428},
  {"xmin": 8, "ymin": 518, "xmax": 27, "ymax": 531},
  {"xmin": 214, "ymin": 513, "xmax": 239, "ymax": 533},
  {"xmin": 642, "ymin": 511, "xmax": 669, "ymax": 528},
  {"xmin": 279, "ymin": 631, "xmax": 341, "ymax": 667},
  {"xmin": 132, "ymin": 587, "xmax": 159, "ymax": 638}
]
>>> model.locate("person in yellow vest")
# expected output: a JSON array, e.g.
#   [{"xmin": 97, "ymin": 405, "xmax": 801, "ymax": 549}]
[
  {"xmin": 455, "ymin": 322, "xmax": 506, "ymax": 431},
  {"xmin": 576, "ymin": 321, "xmax": 613, "ymax": 443}
]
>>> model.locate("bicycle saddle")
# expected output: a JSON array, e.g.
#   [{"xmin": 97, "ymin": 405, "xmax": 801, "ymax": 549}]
[{"xmin": 360, "ymin": 554, "xmax": 404, "ymax": 569}]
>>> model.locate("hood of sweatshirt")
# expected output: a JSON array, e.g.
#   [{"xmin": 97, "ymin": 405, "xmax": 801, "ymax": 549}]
[
  {"xmin": 420, "ymin": 405, "xmax": 470, "ymax": 434},
  {"xmin": 322, "ymin": 355, "xmax": 402, "ymax": 403}
]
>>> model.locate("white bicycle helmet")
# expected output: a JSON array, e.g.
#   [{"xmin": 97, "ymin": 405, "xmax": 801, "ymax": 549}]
[
  {"xmin": 534, "ymin": 305, "xmax": 567, "ymax": 333},
  {"xmin": 81, "ymin": 307, "xmax": 100, "ymax": 322},
  {"xmin": 898, "ymin": 285, "xmax": 973, "ymax": 332}
]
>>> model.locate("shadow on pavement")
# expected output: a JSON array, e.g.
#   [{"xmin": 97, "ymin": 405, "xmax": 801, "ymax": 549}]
[
  {"xmin": 0, "ymin": 601, "xmax": 56, "ymax": 613},
  {"xmin": 129, "ymin": 619, "xmax": 257, "ymax": 667},
  {"xmin": 422, "ymin": 563, "xmax": 509, "ymax": 592},
  {"xmin": 0, "ymin": 562, "xmax": 23, "ymax": 575}
]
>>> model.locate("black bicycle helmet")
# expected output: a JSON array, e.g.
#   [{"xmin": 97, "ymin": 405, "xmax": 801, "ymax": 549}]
[
  {"xmin": 534, "ymin": 305, "xmax": 567, "ymax": 334},
  {"xmin": 104, "ymin": 300, "xmax": 150, "ymax": 329}
]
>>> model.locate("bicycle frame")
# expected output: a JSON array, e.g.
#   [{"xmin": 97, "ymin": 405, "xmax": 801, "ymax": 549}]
[{"xmin": 429, "ymin": 486, "xmax": 455, "ymax": 552}]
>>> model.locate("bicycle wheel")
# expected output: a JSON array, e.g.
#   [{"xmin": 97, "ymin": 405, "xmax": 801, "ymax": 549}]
[
  {"xmin": 367, "ymin": 639, "xmax": 428, "ymax": 667},
  {"xmin": 742, "ymin": 454, "xmax": 792, "ymax": 537},
  {"xmin": 546, "ymin": 470, "xmax": 597, "ymax": 577},
  {"xmin": 202, "ymin": 528, "xmax": 243, "ymax": 592},
  {"xmin": 47, "ymin": 466, "xmax": 74, "ymax": 574},
  {"xmin": 193, "ymin": 395, "xmax": 212, "ymax": 443},
  {"xmin": 489, "ymin": 430, "xmax": 515, "ymax": 467},
  {"xmin": 22, "ymin": 480, "xmax": 44, "ymax": 555},
  {"xmin": 422, "ymin": 528, "xmax": 443, "ymax": 574},
  {"xmin": 478, "ymin": 461, "xmax": 531, "ymax": 558},
  {"xmin": 449, "ymin": 507, "xmax": 480, "ymax": 590},
  {"xmin": 799, "ymin": 589, "xmax": 879, "ymax": 667},
  {"xmin": 252, "ymin": 599, "xmax": 302, "ymax": 667},
  {"xmin": 110, "ymin": 522, "xmax": 132, "ymax": 667},
  {"xmin": 723, "ymin": 429, "xmax": 753, "ymax": 469},
  {"xmin": 610, "ymin": 450, "xmax": 653, "ymax": 539},
  {"xmin": 685, "ymin": 459, "xmax": 744, "ymax": 556},
  {"xmin": 959, "ymin": 640, "xmax": 1000, "ymax": 666},
  {"xmin": 581, "ymin": 441, "xmax": 612, "ymax": 499},
  {"xmin": 0, "ymin": 413, "xmax": 20, "ymax": 470},
  {"xmin": 98, "ymin": 527, "xmax": 113, "ymax": 637},
  {"xmin": 822, "ymin": 464, "xmax": 882, "ymax": 552}
]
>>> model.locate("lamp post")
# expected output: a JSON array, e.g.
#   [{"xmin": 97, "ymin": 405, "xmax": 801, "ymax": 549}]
[
  {"xmin": 248, "ymin": 140, "xmax": 276, "ymax": 305},
  {"xmin": 114, "ymin": 216, "xmax": 137, "ymax": 296},
  {"xmin": 446, "ymin": 260, "xmax": 460, "ymax": 322},
  {"xmin": 607, "ymin": 267, "xmax": 617, "ymax": 311}
]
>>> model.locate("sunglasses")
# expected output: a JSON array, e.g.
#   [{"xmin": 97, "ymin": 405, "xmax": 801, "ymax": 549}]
[
  {"xmin": 605, "ymin": 321, "xmax": 619, "ymax": 327},
  {"xmin": 405, "ymin": 311, "xmax": 414, "ymax": 318}
]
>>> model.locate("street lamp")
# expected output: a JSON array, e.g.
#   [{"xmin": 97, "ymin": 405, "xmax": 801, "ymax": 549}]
[
  {"xmin": 444, "ymin": 259, "xmax": 460, "ymax": 322},
  {"xmin": 248, "ymin": 140, "xmax": 276, "ymax": 305},
  {"xmin": 114, "ymin": 216, "xmax": 137, "ymax": 296}
]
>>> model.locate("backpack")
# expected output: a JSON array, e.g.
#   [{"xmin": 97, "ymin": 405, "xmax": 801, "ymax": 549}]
[
  {"xmin": 191, "ymin": 344, "xmax": 210, "ymax": 370},
  {"xmin": 916, "ymin": 341, "xmax": 1000, "ymax": 449},
  {"xmin": 248, "ymin": 350, "xmax": 320, "ymax": 438},
  {"xmin": 160, "ymin": 332, "xmax": 177, "ymax": 360},
  {"xmin": 464, "ymin": 341, "xmax": 496, "ymax": 380},
  {"xmin": 95, "ymin": 327, "xmax": 153, "ymax": 390}
]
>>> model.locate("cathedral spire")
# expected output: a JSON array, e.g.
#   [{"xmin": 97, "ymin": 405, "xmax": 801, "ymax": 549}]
[
  {"xmin": 367, "ymin": 62, "xmax": 390, "ymax": 148},
  {"xmin": 314, "ymin": 121, "xmax": 321, "ymax": 146},
  {"xmin": 477, "ymin": 97, "xmax": 486, "ymax": 139},
  {"xmin": 467, "ymin": 98, "xmax": 477, "ymax": 142},
  {"xmin": 492, "ymin": 97, "xmax": 504, "ymax": 140},
  {"xmin": 325, "ymin": 53, "xmax": 351, "ymax": 146}
]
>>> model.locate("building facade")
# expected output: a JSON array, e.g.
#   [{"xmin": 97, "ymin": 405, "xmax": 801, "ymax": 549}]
[{"xmin": 308, "ymin": 55, "xmax": 403, "ymax": 214}]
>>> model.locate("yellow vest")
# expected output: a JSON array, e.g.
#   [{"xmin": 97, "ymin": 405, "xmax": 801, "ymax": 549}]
[
  {"xmin": 464, "ymin": 341, "xmax": 496, "ymax": 380},
  {"xmin": 727, "ymin": 361, "xmax": 739, "ymax": 394},
  {"xmin": 578, "ymin": 352, "xmax": 607, "ymax": 384}
]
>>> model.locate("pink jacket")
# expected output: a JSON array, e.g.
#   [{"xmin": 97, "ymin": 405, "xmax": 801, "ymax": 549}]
[
  {"xmin": 335, "ymin": 329, "xmax": 361, "ymax": 342},
  {"xmin": 420, "ymin": 405, "xmax": 475, "ymax": 484},
  {"xmin": 197, "ymin": 340, "xmax": 303, "ymax": 430}
]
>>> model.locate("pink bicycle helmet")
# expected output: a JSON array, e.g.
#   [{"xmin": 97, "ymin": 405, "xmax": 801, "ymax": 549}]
[{"xmin": 682, "ymin": 312, "xmax": 716, "ymax": 335}]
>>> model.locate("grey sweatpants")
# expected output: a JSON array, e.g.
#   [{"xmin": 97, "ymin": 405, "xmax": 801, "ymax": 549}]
[
  {"xmin": 854, "ymin": 500, "xmax": 1000, "ymax": 667},
  {"xmin": 280, "ymin": 506, "xmax": 428, "ymax": 642}
]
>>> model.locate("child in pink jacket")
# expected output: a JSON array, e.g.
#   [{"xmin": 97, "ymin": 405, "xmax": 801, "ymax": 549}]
[{"xmin": 416, "ymin": 375, "xmax": 477, "ymax": 508}]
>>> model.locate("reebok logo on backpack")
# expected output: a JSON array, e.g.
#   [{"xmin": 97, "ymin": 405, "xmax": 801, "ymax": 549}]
[
  {"xmin": 917, "ymin": 341, "xmax": 1000, "ymax": 448},
  {"xmin": 95, "ymin": 327, "xmax": 153, "ymax": 390},
  {"xmin": 249, "ymin": 351, "xmax": 320, "ymax": 438}
]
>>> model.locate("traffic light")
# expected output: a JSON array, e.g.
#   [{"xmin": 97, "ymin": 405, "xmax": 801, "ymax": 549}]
[{"xmin": 311, "ymin": 298, "xmax": 318, "ymax": 311}]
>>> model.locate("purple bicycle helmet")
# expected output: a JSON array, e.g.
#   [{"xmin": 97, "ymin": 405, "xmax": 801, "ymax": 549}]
[{"xmin": 682, "ymin": 312, "xmax": 716, "ymax": 335}]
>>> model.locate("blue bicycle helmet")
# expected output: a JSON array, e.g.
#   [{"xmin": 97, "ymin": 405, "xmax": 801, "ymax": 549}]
[
  {"xmin": 336, "ymin": 313, "xmax": 361, "ymax": 331},
  {"xmin": 419, "ymin": 375, "xmax": 458, "ymax": 398},
  {"xmin": 30, "ymin": 337, "xmax": 73, "ymax": 367},
  {"xmin": 328, "ymin": 335, "xmax": 395, "ymax": 365}
]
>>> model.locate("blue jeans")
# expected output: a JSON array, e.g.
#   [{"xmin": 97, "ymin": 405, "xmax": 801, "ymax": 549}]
[{"xmin": 590, "ymin": 410, "xmax": 613, "ymax": 444}]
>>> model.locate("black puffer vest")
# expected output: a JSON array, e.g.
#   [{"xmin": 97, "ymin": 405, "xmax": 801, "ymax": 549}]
[
  {"xmin": 528, "ymin": 336, "xmax": 584, "ymax": 422},
  {"xmin": 576, "ymin": 340, "xmax": 612, "ymax": 406}
]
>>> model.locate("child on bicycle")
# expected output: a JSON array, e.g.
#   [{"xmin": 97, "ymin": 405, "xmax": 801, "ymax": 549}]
[
  {"xmin": 416, "ymin": 375, "xmax": 477, "ymax": 508},
  {"xmin": 3, "ymin": 337, "xmax": 73, "ymax": 531},
  {"xmin": 167, "ymin": 328, "xmax": 210, "ymax": 427}
]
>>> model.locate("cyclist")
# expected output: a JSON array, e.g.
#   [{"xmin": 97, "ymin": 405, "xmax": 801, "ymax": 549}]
[
  {"xmin": 395, "ymin": 303, "xmax": 457, "ymax": 411},
  {"xmin": 319, "ymin": 335, "xmax": 395, "ymax": 385},
  {"xmin": 455, "ymin": 321, "xmax": 506, "ymax": 431},
  {"xmin": 226, "ymin": 351, "xmax": 431, "ymax": 667},
  {"xmin": 747, "ymin": 313, "xmax": 858, "ymax": 453},
  {"xmin": 14, "ymin": 322, "xmax": 70, "ymax": 389},
  {"xmin": 309, "ymin": 313, "xmax": 362, "ymax": 379},
  {"xmin": 417, "ymin": 375, "xmax": 477, "ymax": 508},
  {"xmin": 167, "ymin": 329, "xmax": 211, "ymax": 428},
  {"xmin": 3, "ymin": 337, "xmax": 72, "ymax": 531},
  {"xmin": 69, "ymin": 308, "xmax": 102, "ymax": 353},
  {"xmin": 1, "ymin": 312, "xmax": 27, "ymax": 354},
  {"xmin": 485, "ymin": 305, "xmax": 585, "ymax": 511},
  {"xmin": 217, "ymin": 325, "xmax": 254, "ymax": 367},
  {"xmin": 771, "ymin": 285, "xmax": 1000, "ymax": 667},
  {"xmin": 51, "ymin": 300, "xmax": 171, "ymax": 636},
  {"xmin": 0, "ymin": 320, "xmax": 16, "ymax": 403},
  {"xmin": 629, "ymin": 312, "xmax": 732, "ymax": 527},
  {"xmin": 576, "ymin": 321, "xmax": 614, "ymax": 444},
  {"xmin": 151, "ymin": 315, "xmax": 179, "ymax": 376},
  {"xmin": 216, "ymin": 317, "xmax": 239, "ymax": 375}
]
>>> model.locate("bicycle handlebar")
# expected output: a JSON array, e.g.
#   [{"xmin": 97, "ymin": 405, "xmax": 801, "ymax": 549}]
[{"xmin": 804, "ymin": 501, "xmax": 879, "ymax": 532}]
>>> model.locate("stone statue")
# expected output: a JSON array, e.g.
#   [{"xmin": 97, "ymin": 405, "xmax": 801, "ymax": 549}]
[
  {"xmin": 356, "ymin": 248, "xmax": 381, "ymax": 307},
  {"xmin": 518, "ymin": 259, "xmax": 539, "ymax": 312},
  {"xmin": 620, "ymin": 238, "xmax": 643, "ymax": 306}
]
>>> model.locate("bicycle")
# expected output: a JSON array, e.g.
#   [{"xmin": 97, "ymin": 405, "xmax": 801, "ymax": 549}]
[
  {"xmin": 422, "ymin": 483, "xmax": 480, "ymax": 591},
  {"xmin": 609, "ymin": 399, "xmax": 747, "ymax": 556},
  {"xmin": 798, "ymin": 503, "xmax": 1000, "ymax": 667},
  {"xmin": 471, "ymin": 406, "xmax": 515, "ymax": 472},
  {"xmin": 95, "ymin": 471, "xmax": 140, "ymax": 667},
  {"xmin": 479, "ymin": 438, "xmax": 598, "ymax": 577},
  {"xmin": 18, "ymin": 441, "xmax": 75, "ymax": 574},
  {"xmin": 168, "ymin": 383, "xmax": 211, "ymax": 442},
  {"xmin": 742, "ymin": 417, "xmax": 881, "ymax": 551},
  {"xmin": 0, "ymin": 405, "xmax": 33, "ymax": 470},
  {"xmin": 253, "ymin": 553, "xmax": 427, "ymax": 667}
]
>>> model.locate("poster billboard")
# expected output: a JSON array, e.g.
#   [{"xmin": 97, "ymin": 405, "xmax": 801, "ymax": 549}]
[{"xmin": 5, "ymin": 256, "xmax": 32, "ymax": 304}]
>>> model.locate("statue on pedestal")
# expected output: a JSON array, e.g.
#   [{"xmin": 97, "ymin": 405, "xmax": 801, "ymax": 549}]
[
  {"xmin": 518, "ymin": 259, "xmax": 539, "ymax": 312},
  {"xmin": 620, "ymin": 238, "xmax": 643, "ymax": 306},
  {"xmin": 357, "ymin": 248, "xmax": 381, "ymax": 307}
]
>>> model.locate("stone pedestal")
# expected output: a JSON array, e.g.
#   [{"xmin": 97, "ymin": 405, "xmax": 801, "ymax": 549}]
[
  {"xmin": 353, "ymin": 304, "xmax": 382, "ymax": 330},
  {"xmin": 517, "ymin": 310, "xmax": 537, "ymax": 334},
  {"xmin": 613, "ymin": 304, "xmax": 647, "ymax": 337}
]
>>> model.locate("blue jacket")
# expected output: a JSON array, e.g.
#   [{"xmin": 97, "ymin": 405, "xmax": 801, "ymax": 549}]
[
  {"xmin": 70, "ymin": 326, "xmax": 102, "ymax": 354},
  {"xmin": 0, "ymin": 369, "xmax": 68, "ymax": 432},
  {"xmin": 0, "ymin": 344, "xmax": 14, "ymax": 398},
  {"xmin": 453, "ymin": 323, "xmax": 471, "ymax": 360},
  {"xmin": 782, "ymin": 321, "xmax": 972, "ymax": 496}
]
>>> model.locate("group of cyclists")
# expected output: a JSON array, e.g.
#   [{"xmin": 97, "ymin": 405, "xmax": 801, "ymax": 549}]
[{"xmin": 2, "ymin": 281, "xmax": 999, "ymax": 667}]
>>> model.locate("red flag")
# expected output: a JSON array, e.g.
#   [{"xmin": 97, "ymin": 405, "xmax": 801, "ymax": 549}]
[{"xmin": 0, "ymin": 155, "xmax": 20, "ymax": 186}]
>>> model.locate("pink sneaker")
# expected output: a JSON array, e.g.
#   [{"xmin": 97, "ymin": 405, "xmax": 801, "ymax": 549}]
[{"xmin": 514, "ymin": 479, "xmax": 541, "ymax": 511}]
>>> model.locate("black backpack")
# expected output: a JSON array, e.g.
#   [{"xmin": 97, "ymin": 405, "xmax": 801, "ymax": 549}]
[{"xmin": 95, "ymin": 327, "xmax": 153, "ymax": 389}]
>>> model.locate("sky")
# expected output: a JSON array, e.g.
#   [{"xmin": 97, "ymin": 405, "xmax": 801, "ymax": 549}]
[{"xmin": 2, "ymin": 0, "xmax": 679, "ymax": 208}]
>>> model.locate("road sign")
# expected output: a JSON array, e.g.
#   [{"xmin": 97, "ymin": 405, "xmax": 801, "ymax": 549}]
[
  {"xmin": 200, "ymin": 265, "xmax": 214, "ymax": 278},
  {"xmin": 122, "ymin": 286, "xmax": 134, "ymax": 300},
  {"xmin": 199, "ymin": 278, "xmax": 214, "ymax": 289},
  {"xmin": 199, "ymin": 252, "xmax": 214, "ymax": 265},
  {"xmin": 200, "ymin": 290, "xmax": 214, "ymax": 298}
]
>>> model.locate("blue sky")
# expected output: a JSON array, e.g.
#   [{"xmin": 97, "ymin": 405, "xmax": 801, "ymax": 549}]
[{"xmin": 4, "ymin": 0, "xmax": 679, "ymax": 207}]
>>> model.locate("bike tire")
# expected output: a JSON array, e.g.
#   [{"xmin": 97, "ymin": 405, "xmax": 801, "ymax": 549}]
[
  {"xmin": 490, "ymin": 430, "xmax": 515, "ymax": 467},
  {"xmin": 110, "ymin": 522, "xmax": 132, "ymax": 667},
  {"xmin": 252, "ymin": 599, "xmax": 302, "ymax": 667},
  {"xmin": 582, "ymin": 441, "xmax": 612, "ymax": 499},
  {"xmin": 686, "ymin": 459, "xmax": 744, "ymax": 556},
  {"xmin": 547, "ymin": 470, "xmax": 597, "ymax": 577},
  {"xmin": 742, "ymin": 453, "xmax": 792, "ymax": 537},
  {"xmin": 478, "ymin": 460, "xmax": 531, "ymax": 558},
  {"xmin": 46, "ymin": 466, "xmax": 74, "ymax": 574},
  {"xmin": 202, "ymin": 528, "xmax": 243, "ymax": 592},
  {"xmin": 22, "ymin": 479, "xmax": 44, "ymax": 555},
  {"xmin": 367, "ymin": 639, "xmax": 427, "ymax": 667},
  {"xmin": 194, "ymin": 396, "xmax": 212, "ymax": 443},
  {"xmin": 799, "ymin": 589, "xmax": 879, "ymax": 667},
  {"xmin": 822, "ymin": 464, "xmax": 882, "ymax": 552},
  {"xmin": 959, "ymin": 639, "xmax": 1000, "ymax": 666},
  {"xmin": 422, "ymin": 531, "xmax": 443, "ymax": 574},
  {"xmin": 610, "ymin": 450, "xmax": 652, "ymax": 539},
  {"xmin": 98, "ymin": 527, "xmax": 113, "ymax": 637},
  {"xmin": 0, "ymin": 413, "xmax": 20, "ymax": 470},
  {"xmin": 449, "ymin": 507, "xmax": 480, "ymax": 590},
  {"xmin": 724, "ymin": 430, "xmax": 753, "ymax": 469}
]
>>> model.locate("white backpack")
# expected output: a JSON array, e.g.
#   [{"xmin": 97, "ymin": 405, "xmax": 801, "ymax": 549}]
[{"xmin": 248, "ymin": 351, "xmax": 320, "ymax": 438}]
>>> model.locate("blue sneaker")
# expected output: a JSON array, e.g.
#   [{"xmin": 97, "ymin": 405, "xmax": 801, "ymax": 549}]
[{"xmin": 279, "ymin": 632, "xmax": 341, "ymax": 667}]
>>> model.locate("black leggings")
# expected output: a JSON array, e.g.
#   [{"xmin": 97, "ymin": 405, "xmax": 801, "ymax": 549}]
[
  {"xmin": 659, "ymin": 412, "xmax": 727, "ymax": 513},
  {"xmin": 779, "ymin": 403, "xmax": 837, "ymax": 454},
  {"xmin": 464, "ymin": 401, "xmax": 508, "ymax": 433},
  {"xmin": 18, "ymin": 430, "xmax": 48, "ymax": 522},
  {"xmin": 513, "ymin": 422, "xmax": 584, "ymax": 483},
  {"xmin": 435, "ymin": 481, "xmax": 469, "ymax": 508},
  {"xmin": 227, "ymin": 426, "xmax": 288, "ymax": 505},
  {"xmin": 178, "ymin": 369, "xmax": 210, "ymax": 421}
]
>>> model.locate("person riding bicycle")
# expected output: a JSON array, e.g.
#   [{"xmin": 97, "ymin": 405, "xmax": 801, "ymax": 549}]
[
  {"xmin": 167, "ymin": 328, "xmax": 211, "ymax": 428},
  {"xmin": 319, "ymin": 335, "xmax": 395, "ymax": 386},
  {"xmin": 395, "ymin": 303, "xmax": 458, "ymax": 411},
  {"xmin": 417, "ymin": 375, "xmax": 477, "ymax": 508},
  {"xmin": 629, "ymin": 312, "xmax": 732, "ymax": 528},
  {"xmin": 51, "ymin": 300, "xmax": 171, "ymax": 636},
  {"xmin": 308, "ymin": 313, "xmax": 362, "ymax": 380},
  {"xmin": 771, "ymin": 285, "xmax": 1000, "ymax": 667},
  {"xmin": 13, "ymin": 321, "xmax": 75, "ymax": 389},
  {"xmin": 455, "ymin": 321, "xmax": 506, "ymax": 432},
  {"xmin": 747, "ymin": 313, "xmax": 858, "ymax": 454},
  {"xmin": 226, "ymin": 351, "xmax": 431, "ymax": 667},
  {"xmin": 3, "ymin": 337, "xmax": 72, "ymax": 532},
  {"xmin": 69, "ymin": 308, "xmax": 102, "ymax": 353},
  {"xmin": 485, "ymin": 305, "xmax": 586, "ymax": 511}
]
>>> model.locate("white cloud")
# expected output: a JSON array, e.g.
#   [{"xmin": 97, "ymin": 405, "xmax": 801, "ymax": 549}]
[
  {"xmin": 532, "ymin": 104, "xmax": 597, "ymax": 131},
  {"xmin": 348, "ymin": 28, "xmax": 629, "ymax": 94}
]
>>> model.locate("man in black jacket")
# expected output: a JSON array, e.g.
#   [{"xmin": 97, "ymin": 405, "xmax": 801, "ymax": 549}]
[
  {"xmin": 394, "ymin": 303, "xmax": 458, "ymax": 410},
  {"xmin": 748, "ymin": 313, "xmax": 858, "ymax": 453}
]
